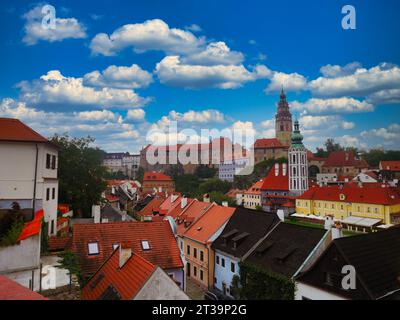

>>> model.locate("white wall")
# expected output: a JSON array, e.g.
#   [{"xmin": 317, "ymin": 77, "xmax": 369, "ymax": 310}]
[
  {"xmin": 214, "ymin": 250, "xmax": 239, "ymax": 296},
  {"xmin": 295, "ymin": 282, "xmax": 347, "ymax": 300}
]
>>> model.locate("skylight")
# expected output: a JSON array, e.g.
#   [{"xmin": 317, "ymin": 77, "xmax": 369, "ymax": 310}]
[
  {"xmin": 88, "ymin": 242, "xmax": 99, "ymax": 255},
  {"xmin": 141, "ymin": 240, "xmax": 150, "ymax": 250}
]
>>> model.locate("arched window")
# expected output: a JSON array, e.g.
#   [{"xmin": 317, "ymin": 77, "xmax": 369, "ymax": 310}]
[{"xmin": 293, "ymin": 167, "xmax": 297, "ymax": 176}]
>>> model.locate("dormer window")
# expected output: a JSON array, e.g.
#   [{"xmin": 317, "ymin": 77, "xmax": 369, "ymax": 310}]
[
  {"xmin": 88, "ymin": 242, "xmax": 99, "ymax": 255},
  {"xmin": 141, "ymin": 240, "xmax": 150, "ymax": 250},
  {"xmin": 112, "ymin": 243, "xmax": 119, "ymax": 251}
]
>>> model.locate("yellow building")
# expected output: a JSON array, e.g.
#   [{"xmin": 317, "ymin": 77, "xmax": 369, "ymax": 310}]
[
  {"xmin": 243, "ymin": 180, "xmax": 263, "ymax": 209},
  {"xmin": 295, "ymin": 183, "xmax": 400, "ymax": 226}
]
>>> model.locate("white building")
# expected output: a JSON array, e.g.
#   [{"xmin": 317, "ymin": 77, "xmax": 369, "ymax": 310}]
[
  {"xmin": 103, "ymin": 152, "xmax": 140, "ymax": 178},
  {"xmin": 219, "ymin": 157, "xmax": 250, "ymax": 182},
  {"xmin": 289, "ymin": 120, "xmax": 308, "ymax": 197},
  {"xmin": 0, "ymin": 118, "xmax": 58, "ymax": 236}
]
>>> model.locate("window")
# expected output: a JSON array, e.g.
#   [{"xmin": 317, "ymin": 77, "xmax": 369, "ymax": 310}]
[
  {"xmin": 51, "ymin": 155, "xmax": 56, "ymax": 169},
  {"xmin": 214, "ymin": 277, "xmax": 217, "ymax": 284},
  {"xmin": 46, "ymin": 154, "xmax": 51, "ymax": 169},
  {"xmin": 221, "ymin": 258, "xmax": 225, "ymax": 268},
  {"xmin": 52, "ymin": 188, "xmax": 56, "ymax": 200},
  {"xmin": 200, "ymin": 250, "xmax": 204, "ymax": 262},
  {"xmin": 187, "ymin": 245, "xmax": 190, "ymax": 255},
  {"xmin": 50, "ymin": 220, "xmax": 54, "ymax": 234},
  {"xmin": 46, "ymin": 188, "xmax": 50, "ymax": 201},
  {"xmin": 200, "ymin": 270, "xmax": 204, "ymax": 281},
  {"xmin": 112, "ymin": 243, "xmax": 119, "ymax": 250},
  {"xmin": 88, "ymin": 242, "xmax": 99, "ymax": 255},
  {"xmin": 193, "ymin": 266, "xmax": 197, "ymax": 277},
  {"xmin": 231, "ymin": 262, "xmax": 235, "ymax": 273},
  {"xmin": 193, "ymin": 248, "xmax": 197, "ymax": 258},
  {"xmin": 216, "ymin": 255, "xmax": 220, "ymax": 265},
  {"xmin": 141, "ymin": 240, "xmax": 150, "ymax": 250}
]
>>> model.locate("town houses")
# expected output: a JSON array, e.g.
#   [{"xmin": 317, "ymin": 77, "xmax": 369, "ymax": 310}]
[{"xmin": 0, "ymin": 88, "xmax": 399, "ymax": 301}]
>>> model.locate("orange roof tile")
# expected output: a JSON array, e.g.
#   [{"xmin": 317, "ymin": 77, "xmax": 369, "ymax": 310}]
[
  {"xmin": 260, "ymin": 163, "xmax": 289, "ymax": 191},
  {"xmin": 253, "ymin": 138, "xmax": 285, "ymax": 149},
  {"xmin": 244, "ymin": 180, "xmax": 263, "ymax": 195},
  {"xmin": 82, "ymin": 251, "xmax": 156, "ymax": 300},
  {"xmin": 183, "ymin": 205, "xmax": 235, "ymax": 244},
  {"xmin": 18, "ymin": 209, "xmax": 43, "ymax": 242},
  {"xmin": 175, "ymin": 200, "xmax": 213, "ymax": 237},
  {"xmin": 72, "ymin": 221, "xmax": 183, "ymax": 278},
  {"xmin": 0, "ymin": 118, "xmax": 49, "ymax": 143},
  {"xmin": 144, "ymin": 172, "xmax": 173, "ymax": 181},
  {"xmin": 323, "ymin": 151, "xmax": 369, "ymax": 168},
  {"xmin": 380, "ymin": 161, "xmax": 400, "ymax": 171},
  {"xmin": 0, "ymin": 276, "xmax": 47, "ymax": 300},
  {"xmin": 138, "ymin": 197, "xmax": 166, "ymax": 217}
]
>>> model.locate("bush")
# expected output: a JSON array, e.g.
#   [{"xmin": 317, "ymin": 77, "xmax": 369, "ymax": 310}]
[{"xmin": 0, "ymin": 220, "xmax": 24, "ymax": 247}]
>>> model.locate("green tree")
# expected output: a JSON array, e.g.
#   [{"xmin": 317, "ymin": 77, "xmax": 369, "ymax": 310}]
[
  {"xmin": 194, "ymin": 165, "xmax": 217, "ymax": 179},
  {"xmin": 50, "ymin": 134, "xmax": 107, "ymax": 218},
  {"xmin": 198, "ymin": 178, "xmax": 232, "ymax": 195},
  {"xmin": 208, "ymin": 191, "xmax": 237, "ymax": 207},
  {"xmin": 57, "ymin": 251, "xmax": 83, "ymax": 289},
  {"xmin": 136, "ymin": 167, "xmax": 145, "ymax": 183},
  {"xmin": 324, "ymin": 138, "xmax": 343, "ymax": 154},
  {"xmin": 165, "ymin": 164, "xmax": 184, "ymax": 180},
  {"xmin": 175, "ymin": 174, "xmax": 200, "ymax": 197}
]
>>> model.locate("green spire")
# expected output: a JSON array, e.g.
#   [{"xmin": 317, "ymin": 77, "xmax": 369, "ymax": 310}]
[{"xmin": 291, "ymin": 119, "xmax": 304, "ymax": 148}]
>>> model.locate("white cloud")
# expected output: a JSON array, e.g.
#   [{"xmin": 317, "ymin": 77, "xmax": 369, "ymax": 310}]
[
  {"xmin": 126, "ymin": 109, "xmax": 145, "ymax": 121},
  {"xmin": 341, "ymin": 121, "xmax": 355, "ymax": 129},
  {"xmin": 292, "ymin": 97, "xmax": 374, "ymax": 114},
  {"xmin": 182, "ymin": 41, "xmax": 244, "ymax": 66},
  {"xmin": 184, "ymin": 24, "xmax": 202, "ymax": 32},
  {"xmin": 319, "ymin": 62, "xmax": 362, "ymax": 78},
  {"xmin": 90, "ymin": 19, "xmax": 203, "ymax": 56},
  {"xmin": 366, "ymin": 88, "xmax": 400, "ymax": 105},
  {"xmin": 83, "ymin": 64, "xmax": 152, "ymax": 89},
  {"xmin": 22, "ymin": 4, "xmax": 86, "ymax": 45},
  {"xmin": 265, "ymin": 71, "xmax": 308, "ymax": 93},
  {"xmin": 17, "ymin": 70, "xmax": 151, "ymax": 109},
  {"xmin": 169, "ymin": 109, "xmax": 225, "ymax": 123},
  {"xmin": 309, "ymin": 63, "xmax": 400, "ymax": 98},
  {"xmin": 155, "ymin": 56, "xmax": 269, "ymax": 89}
]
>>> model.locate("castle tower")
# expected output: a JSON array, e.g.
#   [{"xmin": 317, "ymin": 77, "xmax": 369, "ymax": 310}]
[
  {"xmin": 275, "ymin": 88, "xmax": 293, "ymax": 147},
  {"xmin": 289, "ymin": 120, "xmax": 308, "ymax": 197}
]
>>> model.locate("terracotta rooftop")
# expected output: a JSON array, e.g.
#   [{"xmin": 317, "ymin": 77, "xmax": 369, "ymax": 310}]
[
  {"xmin": 137, "ymin": 197, "xmax": 166, "ymax": 218},
  {"xmin": 298, "ymin": 183, "xmax": 400, "ymax": 205},
  {"xmin": 380, "ymin": 161, "xmax": 400, "ymax": 172},
  {"xmin": 18, "ymin": 209, "xmax": 44, "ymax": 242},
  {"xmin": 244, "ymin": 180, "xmax": 264, "ymax": 195},
  {"xmin": 82, "ymin": 250, "xmax": 156, "ymax": 300},
  {"xmin": 260, "ymin": 163, "xmax": 289, "ymax": 191},
  {"xmin": 72, "ymin": 221, "xmax": 183, "ymax": 278},
  {"xmin": 0, "ymin": 118, "xmax": 49, "ymax": 143},
  {"xmin": 322, "ymin": 151, "xmax": 369, "ymax": 168},
  {"xmin": 176, "ymin": 200, "xmax": 213, "ymax": 237},
  {"xmin": 183, "ymin": 205, "xmax": 235, "ymax": 244},
  {"xmin": 253, "ymin": 138, "xmax": 285, "ymax": 149},
  {"xmin": 143, "ymin": 172, "xmax": 173, "ymax": 181},
  {"xmin": 0, "ymin": 276, "xmax": 47, "ymax": 300}
]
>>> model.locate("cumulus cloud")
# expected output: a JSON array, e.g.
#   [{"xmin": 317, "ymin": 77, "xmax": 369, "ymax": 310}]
[
  {"xmin": 366, "ymin": 88, "xmax": 400, "ymax": 105},
  {"xmin": 184, "ymin": 24, "xmax": 202, "ymax": 32},
  {"xmin": 83, "ymin": 64, "xmax": 153, "ymax": 89},
  {"xmin": 309, "ymin": 63, "xmax": 400, "ymax": 98},
  {"xmin": 17, "ymin": 70, "xmax": 151, "ymax": 109},
  {"xmin": 169, "ymin": 109, "xmax": 225, "ymax": 123},
  {"xmin": 264, "ymin": 71, "xmax": 308, "ymax": 93},
  {"xmin": 319, "ymin": 62, "xmax": 362, "ymax": 78},
  {"xmin": 90, "ymin": 19, "xmax": 203, "ymax": 56},
  {"xmin": 126, "ymin": 109, "xmax": 145, "ymax": 121},
  {"xmin": 22, "ymin": 4, "xmax": 86, "ymax": 45},
  {"xmin": 291, "ymin": 97, "xmax": 374, "ymax": 114},
  {"xmin": 155, "ymin": 56, "xmax": 269, "ymax": 89},
  {"xmin": 361, "ymin": 124, "xmax": 400, "ymax": 141}
]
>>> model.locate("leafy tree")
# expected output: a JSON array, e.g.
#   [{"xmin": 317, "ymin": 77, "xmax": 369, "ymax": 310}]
[
  {"xmin": 362, "ymin": 149, "xmax": 400, "ymax": 167},
  {"xmin": 50, "ymin": 134, "xmax": 107, "ymax": 218},
  {"xmin": 104, "ymin": 170, "xmax": 128, "ymax": 180},
  {"xmin": 198, "ymin": 178, "xmax": 232, "ymax": 195},
  {"xmin": 165, "ymin": 164, "xmax": 184, "ymax": 180},
  {"xmin": 57, "ymin": 251, "xmax": 83, "ymax": 289},
  {"xmin": 232, "ymin": 261, "xmax": 295, "ymax": 300},
  {"xmin": 136, "ymin": 167, "xmax": 145, "ymax": 183},
  {"xmin": 0, "ymin": 202, "xmax": 25, "ymax": 242},
  {"xmin": 324, "ymin": 138, "xmax": 343, "ymax": 154},
  {"xmin": 175, "ymin": 174, "xmax": 201, "ymax": 197},
  {"xmin": 194, "ymin": 165, "xmax": 217, "ymax": 179},
  {"xmin": 208, "ymin": 191, "xmax": 237, "ymax": 207}
]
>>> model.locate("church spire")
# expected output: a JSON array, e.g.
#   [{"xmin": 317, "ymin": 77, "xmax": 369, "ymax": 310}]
[{"xmin": 291, "ymin": 119, "xmax": 304, "ymax": 147}]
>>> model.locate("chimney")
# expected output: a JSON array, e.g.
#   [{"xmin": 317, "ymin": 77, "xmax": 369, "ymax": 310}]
[
  {"xmin": 331, "ymin": 222, "xmax": 343, "ymax": 240},
  {"xmin": 171, "ymin": 194, "xmax": 178, "ymax": 203},
  {"xmin": 203, "ymin": 193, "xmax": 210, "ymax": 203},
  {"xmin": 92, "ymin": 205, "xmax": 101, "ymax": 223},
  {"xmin": 119, "ymin": 242, "xmax": 132, "ymax": 268},
  {"xmin": 181, "ymin": 196, "xmax": 188, "ymax": 209},
  {"xmin": 324, "ymin": 215, "xmax": 334, "ymax": 230},
  {"xmin": 222, "ymin": 201, "xmax": 228, "ymax": 207}
]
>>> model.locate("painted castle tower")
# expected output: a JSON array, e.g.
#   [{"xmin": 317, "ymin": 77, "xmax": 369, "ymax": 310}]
[
  {"xmin": 289, "ymin": 120, "xmax": 308, "ymax": 196},
  {"xmin": 275, "ymin": 88, "xmax": 293, "ymax": 147}
]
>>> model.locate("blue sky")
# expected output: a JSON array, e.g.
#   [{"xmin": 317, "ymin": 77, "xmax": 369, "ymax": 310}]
[{"xmin": 0, "ymin": 0, "xmax": 399, "ymax": 153}]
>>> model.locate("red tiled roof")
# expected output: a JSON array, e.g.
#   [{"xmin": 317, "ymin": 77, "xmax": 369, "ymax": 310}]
[
  {"xmin": 48, "ymin": 236, "xmax": 72, "ymax": 252},
  {"xmin": 298, "ymin": 183, "xmax": 400, "ymax": 205},
  {"xmin": 0, "ymin": 276, "xmax": 47, "ymax": 300},
  {"xmin": 82, "ymin": 251, "xmax": 156, "ymax": 300},
  {"xmin": 0, "ymin": 118, "xmax": 49, "ymax": 143},
  {"xmin": 253, "ymin": 138, "xmax": 284, "ymax": 149},
  {"xmin": 183, "ymin": 205, "xmax": 235, "ymax": 244},
  {"xmin": 167, "ymin": 198, "xmax": 196, "ymax": 220},
  {"xmin": 105, "ymin": 194, "xmax": 119, "ymax": 202},
  {"xmin": 18, "ymin": 209, "xmax": 44, "ymax": 242},
  {"xmin": 58, "ymin": 204, "xmax": 70, "ymax": 214},
  {"xmin": 138, "ymin": 197, "xmax": 166, "ymax": 217},
  {"xmin": 260, "ymin": 163, "xmax": 289, "ymax": 191},
  {"xmin": 307, "ymin": 150, "xmax": 326, "ymax": 162},
  {"xmin": 225, "ymin": 189, "xmax": 245, "ymax": 198},
  {"xmin": 158, "ymin": 195, "xmax": 182, "ymax": 214},
  {"xmin": 175, "ymin": 200, "xmax": 213, "ymax": 236},
  {"xmin": 144, "ymin": 172, "xmax": 173, "ymax": 181},
  {"xmin": 72, "ymin": 221, "xmax": 183, "ymax": 278},
  {"xmin": 322, "ymin": 151, "xmax": 369, "ymax": 168},
  {"xmin": 244, "ymin": 180, "xmax": 263, "ymax": 195},
  {"xmin": 380, "ymin": 161, "xmax": 400, "ymax": 171}
]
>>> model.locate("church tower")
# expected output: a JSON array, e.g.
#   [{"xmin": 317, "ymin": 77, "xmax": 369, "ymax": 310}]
[
  {"xmin": 289, "ymin": 120, "xmax": 308, "ymax": 197},
  {"xmin": 275, "ymin": 88, "xmax": 293, "ymax": 147}
]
